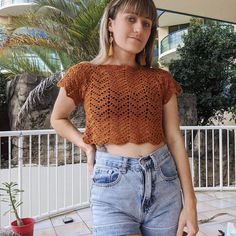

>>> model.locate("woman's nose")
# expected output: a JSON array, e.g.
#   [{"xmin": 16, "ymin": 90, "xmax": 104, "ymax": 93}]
[{"xmin": 133, "ymin": 21, "xmax": 143, "ymax": 33}]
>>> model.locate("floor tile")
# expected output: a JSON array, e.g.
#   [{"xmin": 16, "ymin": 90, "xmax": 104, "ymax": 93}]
[
  {"xmin": 51, "ymin": 211, "xmax": 83, "ymax": 227},
  {"xmin": 207, "ymin": 191, "xmax": 236, "ymax": 199},
  {"xmin": 207, "ymin": 199, "xmax": 236, "ymax": 209},
  {"xmin": 33, "ymin": 191, "xmax": 236, "ymax": 235},
  {"xmin": 222, "ymin": 207, "xmax": 236, "ymax": 217},
  {"xmin": 195, "ymin": 192, "xmax": 216, "ymax": 202},
  {"xmin": 197, "ymin": 202, "xmax": 218, "ymax": 213},
  {"xmin": 54, "ymin": 222, "xmax": 91, "ymax": 236},
  {"xmin": 199, "ymin": 223, "xmax": 224, "ymax": 236},
  {"xmin": 199, "ymin": 213, "xmax": 236, "ymax": 227},
  {"xmin": 34, "ymin": 227, "xmax": 56, "ymax": 236},
  {"xmin": 196, "ymin": 231, "xmax": 207, "ymax": 236},
  {"xmin": 202, "ymin": 209, "xmax": 236, "ymax": 222},
  {"xmin": 34, "ymin": 219, "xmax": 53, "ymax": 231},
  {"xmin": 221, "ymin": 219, "xmax": 236, "ymax": 229},
  {"xmin": 198, "ymin": 212, "xmax": 208, "ymax": 221},
  {"xmin": 83, "ymin": 220, "xmax": 93, "ymax": 230},
  {"xmin": 223, "ymin": 196, "xmax": 236, "ymax": 205},
  {"xmin": 77, "ymin": 208, "xmax": 92, "ymax": 221}
]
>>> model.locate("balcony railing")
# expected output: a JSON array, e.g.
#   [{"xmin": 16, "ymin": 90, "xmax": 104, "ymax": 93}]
[
  {"xmin": 0, "ymin": 126, "xmax": 235, "ymax": 227},
  {"xmin": 0, "ymin": 128, "xmax": 90, "ymax": 227},
  {"xmin": 160, "ymin": 28, "xmax": 188, "ymax": 55},
  {"xmin": 0, "ymin": 0, "xmax": 33, "ymax": 7}
]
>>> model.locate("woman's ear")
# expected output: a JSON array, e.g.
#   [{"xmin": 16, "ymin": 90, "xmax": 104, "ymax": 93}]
[{"xmin": 107, "ymin": 18, "xmax": 113, "ymax": 32}]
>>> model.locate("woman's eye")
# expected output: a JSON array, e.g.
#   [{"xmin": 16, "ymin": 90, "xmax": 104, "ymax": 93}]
[
  {"xmin": 143, "ymin": 22, "xmax": 151, "ymax": 28},
  {"xmin": 128, "ymin": 16, "xmax": 136, "ymax": 22}
]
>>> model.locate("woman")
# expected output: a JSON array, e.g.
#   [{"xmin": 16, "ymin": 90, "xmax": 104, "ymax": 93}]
[{"xmin": 50, "ymin": 0, "xmax": 198, "ymax": 235}]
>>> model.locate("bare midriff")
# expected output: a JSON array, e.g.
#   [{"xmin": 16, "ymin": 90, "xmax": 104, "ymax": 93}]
[{"xmin": 96, "ymin": 142, "xmax": 166, "ymax": 158}]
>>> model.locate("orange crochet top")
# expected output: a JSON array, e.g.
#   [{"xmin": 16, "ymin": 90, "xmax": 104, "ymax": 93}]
[{"xmin": 57, "ymin": 63, "xmax": 182, "ymax": 145}]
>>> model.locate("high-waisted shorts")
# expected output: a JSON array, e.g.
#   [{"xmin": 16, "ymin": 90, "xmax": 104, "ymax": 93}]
[{"xmin": 89, "ymin": 144, "xmax": 182, "ymax": 236}]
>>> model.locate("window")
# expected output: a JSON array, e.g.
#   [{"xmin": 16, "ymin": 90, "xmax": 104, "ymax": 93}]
[{"xmin": 169, "ymin": 23, "xmax": 189, "ymax": 34}]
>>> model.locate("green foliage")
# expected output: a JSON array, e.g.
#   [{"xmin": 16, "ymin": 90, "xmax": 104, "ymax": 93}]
[
  {"xmin": 0, "ymin": 182, "xmax": 24, "ymax": 226},
  {"xmin": 0, "ymin": 0, "xmax": 109, "ymax": 76},
  {"xmin": 169, "ymin": 19, "xmax": 236, "ymax": 125}
]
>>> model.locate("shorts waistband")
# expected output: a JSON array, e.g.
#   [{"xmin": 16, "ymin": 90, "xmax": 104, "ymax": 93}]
[{"xmin": 95, "ymin": 144, "xmax": 171, "ymax": 171}]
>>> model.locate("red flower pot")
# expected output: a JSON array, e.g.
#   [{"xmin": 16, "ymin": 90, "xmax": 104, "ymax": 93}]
[{"xmin": 11, "ymin": 218, "xmax": 35, "ymax": 236}]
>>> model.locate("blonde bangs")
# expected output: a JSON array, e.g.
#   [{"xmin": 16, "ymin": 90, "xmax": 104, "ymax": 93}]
[{"xmin": 112, "ymin": 0, "xmax": 157, "ymax": 26}]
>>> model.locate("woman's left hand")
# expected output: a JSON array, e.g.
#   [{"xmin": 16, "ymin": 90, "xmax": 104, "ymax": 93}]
[{"xmin": 176, "ymin": 204, "xmax": 199, "ymax": 236}]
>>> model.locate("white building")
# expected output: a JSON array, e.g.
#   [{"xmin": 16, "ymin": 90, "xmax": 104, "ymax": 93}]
[
  {"xmin": 155, "ymin": 1, "xmax": 236, "ymax": 125},
  {"xmin": 0, "ymin": 0, "xmax": 35, "ymax": 24}
]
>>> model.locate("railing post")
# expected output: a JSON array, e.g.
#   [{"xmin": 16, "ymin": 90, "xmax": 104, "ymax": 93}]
[
  {"xmin": 18, "ymin": 132, "xmax": 23, "ymax": 218},
  {"xmin": 219, "ymin": 129, "xmax": 223, "ymax": 191}
]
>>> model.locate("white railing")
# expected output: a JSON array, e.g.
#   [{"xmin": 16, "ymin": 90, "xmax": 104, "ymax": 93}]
[
  {"xmin": 0, "ymin": 128, "xmax": 90, "ymax": 227},
  {"xmin": 181, "ymin": 126, "xmax": 236, "ymax": 191},
  {"xmin": 0, "ymin": 126, "xmax": 235, "ymax": 227}
]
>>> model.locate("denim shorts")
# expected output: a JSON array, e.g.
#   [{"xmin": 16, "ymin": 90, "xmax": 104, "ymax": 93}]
[{"xmin": 90, "ymin": 144, "xmax": 183, "ymax": 236}]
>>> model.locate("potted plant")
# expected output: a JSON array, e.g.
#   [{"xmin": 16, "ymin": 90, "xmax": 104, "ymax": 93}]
[
  {"xmin": 0, "ymin": 227, "xmax": 19, "ymax": 236},
  {"xmin": 0, "ymin": 182, "xmax": 34, "ymax": 236}
]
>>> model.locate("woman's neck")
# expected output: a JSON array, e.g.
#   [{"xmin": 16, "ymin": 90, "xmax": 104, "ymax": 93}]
[
  {"xmin": 105, "ymin": 47, "xmax": 138, "ymax": 67},
  {"xmin": 103, "ymin": 57, "xmax": 138, "ymax": 67}
]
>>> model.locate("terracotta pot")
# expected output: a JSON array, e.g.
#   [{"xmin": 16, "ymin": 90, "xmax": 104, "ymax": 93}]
[{"xmin": 11, "ymin": 218, "xmax": 34, "ymax": 236}]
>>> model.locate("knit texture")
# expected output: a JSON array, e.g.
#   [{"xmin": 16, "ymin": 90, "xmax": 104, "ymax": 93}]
[{"xmin": 57, "ymin": 63, "xmax": 182, "ymax": 145}]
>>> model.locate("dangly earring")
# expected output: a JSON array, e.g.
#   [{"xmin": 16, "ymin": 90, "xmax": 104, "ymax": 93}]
[
  {"xmin": 108, "ymin": 32, "xmax": 113, "ymax": 57},
  {"xmin": 140, "ymin": 48, "xmax": 146, "ymax": 66}
]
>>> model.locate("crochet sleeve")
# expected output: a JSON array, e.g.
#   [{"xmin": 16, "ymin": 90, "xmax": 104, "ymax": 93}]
[
  {"xmin": 57, "ymin": 64, "xmax": 86, "ymax": 106},
  {"xmin": 163, "ymin": 72, "xmax": 182, "ymax": 104}
]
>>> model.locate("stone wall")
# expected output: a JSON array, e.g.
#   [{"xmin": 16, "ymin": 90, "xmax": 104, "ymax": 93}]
[
  {"xmin": 178, "ymin": 93, "xmax": 198, "ymax": 126},
  {"xmin": 7, "ymin": 73, "xmax": 45, "ymax": 130},
  {"xmin": 193, "ymin": 129, "xmax": 235, "ymax": 187},
  {"xmin": 6, "ymin": 73, "xmax": 86, "ymax": 165},
  {"xmin": 0, "ymin": 103, "xmax": 10, "ymax": 168}
]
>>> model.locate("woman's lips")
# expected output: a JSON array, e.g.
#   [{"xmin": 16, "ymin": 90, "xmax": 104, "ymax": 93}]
[{"xmin": 129, "ymin": 36, "xmax": 142, "ymax": 42}]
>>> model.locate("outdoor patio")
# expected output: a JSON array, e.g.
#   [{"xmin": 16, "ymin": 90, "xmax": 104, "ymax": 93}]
[
  {"xmin": 33, "ymin": 191, "xmax": 236, "ymax": 236},
  {"xmin": 0, "ymin": 126, "xmax": 236, "ymax": 236}
]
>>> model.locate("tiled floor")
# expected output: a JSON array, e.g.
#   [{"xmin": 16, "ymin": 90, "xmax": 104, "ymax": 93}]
[{"xmin": 34, "ymin": 191, "xmax": 236, "ymax": 236}]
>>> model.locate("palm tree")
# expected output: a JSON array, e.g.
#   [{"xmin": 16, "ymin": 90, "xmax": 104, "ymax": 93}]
[
  {"xmin": 0, "ymin": 0, "xmax": 109, "ymax": 129},
  {"xmin": 1, "ymin": 0, "xmax": 109, "ymax": 75}
]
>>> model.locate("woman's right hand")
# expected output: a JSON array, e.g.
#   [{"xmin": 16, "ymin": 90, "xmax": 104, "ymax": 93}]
[{"xmin": 82, "ymin": 143, "xmax": 96, "ymax": 176}]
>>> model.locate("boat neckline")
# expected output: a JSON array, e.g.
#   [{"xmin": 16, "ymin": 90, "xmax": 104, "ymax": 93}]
[{"xmin": 92, "ymin": 63, "xmax": 144, "ymax": 69}]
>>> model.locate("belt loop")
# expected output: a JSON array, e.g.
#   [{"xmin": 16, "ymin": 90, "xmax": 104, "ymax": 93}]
[
  {"xmin": 121, "ymin": 157, "xmax": 128, "ymax": 173},
  {"xmin": 150, "ymin": 154, "xmax": 158, "ymax": 170}
]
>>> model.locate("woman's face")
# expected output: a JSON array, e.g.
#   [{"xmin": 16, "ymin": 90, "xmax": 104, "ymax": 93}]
[{"xmin": 108, "ymin": 10, "xmax": 152, "ymax": 56}]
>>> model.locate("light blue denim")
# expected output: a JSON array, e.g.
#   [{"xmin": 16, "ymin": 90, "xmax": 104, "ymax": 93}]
[{"xmin": 90, "ymin": 144, "xmax": 183, "ymax": 236}]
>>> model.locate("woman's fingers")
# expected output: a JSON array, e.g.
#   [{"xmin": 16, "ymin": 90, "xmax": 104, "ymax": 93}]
[
  {"xmin": 186, "ymin": 223, "xmax": 199, "ymax": 236},
  {"xmin": 176, "ymin": 207, "xmax": 199, "ymax": 236},
  {"xmin": 86, "ymin": 145, "xmax": 96, "ymax": 175},
  {"xmin": 176, "ymin": 209, "xmax": 186, "ymax": 236}
]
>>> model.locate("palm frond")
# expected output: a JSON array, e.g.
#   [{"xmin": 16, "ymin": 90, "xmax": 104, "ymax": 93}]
[
  {"xmin": 1, "ymin": 0, "xmax": 108, "ymax": 77},
  {"xmin": 29, "ymin": 46, "xmax": 62, "ymax": 73},
  {"xmin": 1, "ymin": 34, "xmax": 72, "ymax": 52},
  {"xmin": 57, "ymin": 51, "xmax": 74, "ymax": 70},
  {"xmin": 10, "ymin": 12, "xmax": 75, "ymax": 43},
  {"xmin": 34, "ymin": 0, "xmax": 80, "ymax": 19},
  {"xmin": 0, "ymin": 47, "xmax": 49, "ymax": 76}
]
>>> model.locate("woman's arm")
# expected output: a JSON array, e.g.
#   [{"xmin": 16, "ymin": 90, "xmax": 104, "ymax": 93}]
[
  {"xmin": 50, "ymin": 88, "xmax": 96, "ymax": 173},
  {"xmin": 163, "ymin": 95, "xmax": 198, "ymax": 236}
]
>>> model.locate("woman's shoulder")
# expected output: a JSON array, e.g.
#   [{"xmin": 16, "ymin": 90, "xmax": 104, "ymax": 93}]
[
  {"xmin": 149, "ymin": 66, "xmax": 172, "ymax": 77},
  {"xmin": 142, "ymin": 67, "xmax": 173, "ymax": 83},
  {"xmin": 67, "ymin": 61, "xmax": 95, "ymax": 71}
]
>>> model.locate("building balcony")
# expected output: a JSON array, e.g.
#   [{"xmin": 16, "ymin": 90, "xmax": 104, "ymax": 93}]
[
  {"xmin": 159, "ymin": 28, "xmax": 188, "ymax": 63},
  {"xmin": 0, "ymin": 126, "xmax": 236, "ymax": 235},
  {"xmin": 0, "ymin": 0, "xmax": 34, "ymax": 16}
]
